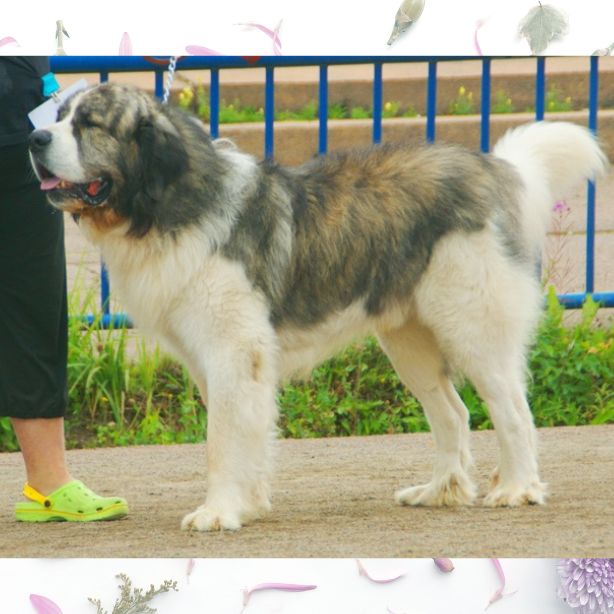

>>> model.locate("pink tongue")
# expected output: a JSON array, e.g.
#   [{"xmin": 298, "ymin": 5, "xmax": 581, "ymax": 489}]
[{"xmin": 41, "ymin": 177, "xmax": 61, "ymax": 191}]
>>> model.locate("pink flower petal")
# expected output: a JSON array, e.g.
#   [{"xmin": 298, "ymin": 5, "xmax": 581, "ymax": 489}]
[
  {"xmin": 0, "ymin": 36, "xmax": 18, "ymax": 47},
  {"xmin": 356, "ymin": 559, "xmax": 406, "ymax": 584},
  {"xmin": 486, "ymin": 559, "xmax": 517, "ymax": 610},
  {"xmin": 119, "ymin": 32, "xmax": 132, "ymax": 56},
  {"xmin": 30, "ymin": 594, "xmax": 63, "ymax": 614},
  {"xmin": 433, "ymin": 558, "xmax": 455, "ymax": 573},
  {"xmin": 242, "ymin": 582, "xmax": 317, "ymax": 607},
  {"xmin": 235, "ymin": 20, "xmax": 282, "ymax": 55},
  {"xmin": 474, "ymin": 19, "xmax": 486, "ymax": 56},
  {"xmin": 186, "ymin": 558, "xmax": 195, "ymax": 583},
  {"xmin": 185, "ymin": 45, "xmax": 222, "ymax": 56}
]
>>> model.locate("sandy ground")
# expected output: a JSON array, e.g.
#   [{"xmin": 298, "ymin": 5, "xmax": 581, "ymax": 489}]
[{"xmin": 1, "ymin": 425, "xmax": 612, "ymax": 558}]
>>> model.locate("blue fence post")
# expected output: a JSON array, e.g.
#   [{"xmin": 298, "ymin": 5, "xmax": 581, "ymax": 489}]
[
  {"xmin": 535, "ymin": 57, "xmax": 546, "ymax": 121},
  {"xmin": 209, "ymin": 68, "xmax": 220, "ymax": 139},
  {"xmin": 318, "ymin": 64, "xmax": 328, "ymax": 154},
  {"xmin": 586, "ymin": 55, "xmax": 599, "ymax": 295},
  {"xmin": 372, "ymin": 62, "xmax": 383, "ymax": 144},
  {"xmin": 480, "ymin": 58, "xmax": 491, "ymax": 152},
  {"xmin": 154, "ymin": 69, "xmax": 164, "ymax": 100},
  {"xmin": 426, "ymin": 61, "xmax": 437, "ymax": 143},
  {"xmin": 97, "ymin": 72, "xmax": 111, "ymax": 316},
  {"xmin": 264, "ymin": 66, "xmax": 275, "ymax": 159}
]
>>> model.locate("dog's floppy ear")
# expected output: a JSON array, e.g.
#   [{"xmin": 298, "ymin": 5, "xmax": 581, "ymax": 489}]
[
  {"xmin": 124, "ymin": 112, "xmax": 189, "ymax": 237},
  {"xmin": 136, "ymin": 113, "xmax": 188, "ymax": 201}
]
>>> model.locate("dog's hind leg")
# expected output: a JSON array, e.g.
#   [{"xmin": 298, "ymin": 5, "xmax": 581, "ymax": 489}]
[
  {"xmin": 463, "ymin": 362, "xmax": 547, "ymax": 507},
  {"xmin": 414, "ymin": 231, "xmax": 547, "ymax": 507},
  {"xmin": 377, "ymin": 320, "xmax": 477, "ymax": 507}
]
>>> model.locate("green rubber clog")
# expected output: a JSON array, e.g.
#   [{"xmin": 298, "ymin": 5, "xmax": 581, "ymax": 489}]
[{"xmin": 15, "ymin": 480, "xmax": 128, "ymax": 522}]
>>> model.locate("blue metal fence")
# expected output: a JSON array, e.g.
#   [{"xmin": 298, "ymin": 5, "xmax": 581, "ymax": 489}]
[{"xmin": 50, "ymin": 56, "xmax": 614, "ymax": 327}]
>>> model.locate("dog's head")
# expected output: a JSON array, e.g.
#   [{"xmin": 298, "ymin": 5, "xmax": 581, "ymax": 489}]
[{"xmin": 29, "ymin": 82, "xmax": 197, "ymax": 236}]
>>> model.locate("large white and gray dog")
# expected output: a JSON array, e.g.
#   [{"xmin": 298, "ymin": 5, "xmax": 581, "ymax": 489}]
[{"xmin": 29, "ymin": 83, "xmax": 608, "ymax": 531}]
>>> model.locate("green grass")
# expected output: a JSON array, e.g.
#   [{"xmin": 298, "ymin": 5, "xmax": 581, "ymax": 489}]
[{"xmin": 1, "ymin": 286, "xmax": 612, "ymax": 452}]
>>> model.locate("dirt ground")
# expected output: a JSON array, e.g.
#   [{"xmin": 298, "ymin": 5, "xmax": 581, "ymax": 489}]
[{"xmin": 1, "ymin": 425, "xmax": 612, "ymax": 558}]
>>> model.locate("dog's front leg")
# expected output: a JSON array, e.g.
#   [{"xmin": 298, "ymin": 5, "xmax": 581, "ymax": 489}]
[
  {"xmin": 178, "ymin": 313, "xmax": 279, "ymax": 531},
  {"xmin": 182, "ymin": 367, "xmax": 278, "ymax": 531}
]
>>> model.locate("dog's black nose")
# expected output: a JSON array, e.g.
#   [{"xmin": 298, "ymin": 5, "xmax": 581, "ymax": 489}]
[{"xmin": 29, "ymin": 130, "xmax": 53, "ymax": 151}]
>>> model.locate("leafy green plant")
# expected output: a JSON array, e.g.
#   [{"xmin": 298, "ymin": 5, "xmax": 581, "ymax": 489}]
[
  {"xmin": 383, "ymin": 101, "xmax": 401, "ymax": 118},
  {"xmin": 545, "ymin": 87, "xmax": 573, "ymax": 112},
  {"xmin": 492, "ymin": 90, "xmax": 515, "ymax": 114},
  {"xmin": 448, "ymin": 86, "xmax": 476, "ymax": 115},
  {"xmin": 350, "ymin": 105, "xmax": 371, "ymax": 119}
]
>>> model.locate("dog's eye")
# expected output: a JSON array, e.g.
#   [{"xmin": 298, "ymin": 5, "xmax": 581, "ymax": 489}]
[
  {"xmin": 82, "ymin": 116, "xmax": 100, "ymax": 129},
  {"xmin": 79, "ymin": 111, "xmax": 104, "ymax": 129}
]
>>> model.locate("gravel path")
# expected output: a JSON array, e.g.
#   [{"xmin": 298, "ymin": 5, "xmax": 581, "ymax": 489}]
[{"xmin": 1, "ymin": 425, "xmax": 612, "ymax": 558}]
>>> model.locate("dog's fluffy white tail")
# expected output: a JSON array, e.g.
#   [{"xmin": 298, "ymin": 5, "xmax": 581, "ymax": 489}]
[{"xmin": 493, "ymin": 121, "xmax": 609, "ymax": 248}]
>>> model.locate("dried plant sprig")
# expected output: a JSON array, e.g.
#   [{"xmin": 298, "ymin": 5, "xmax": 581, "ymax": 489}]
[
  {"xmin": 433, "ymin": 558, "xmax": 455, "ymax": 573},
  {"xmin": 356, "ymin": 559, "xmax": 407, "ymax": 584},
  {"xmin": 242, "ymin": 582, "xmax": 317, "ymax": 607},
  {"xmin": 88, "ymin": 573, "xmax": 178, "ymax": 614},
  {"xmin": 30, "ymin": 594, "xmax": 63, "ymax": 614}
]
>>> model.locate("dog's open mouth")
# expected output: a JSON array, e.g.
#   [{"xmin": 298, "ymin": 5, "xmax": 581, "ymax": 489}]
[{"xmin": 34, "ymin": 161, "xmax": 112, "ymax": 207}]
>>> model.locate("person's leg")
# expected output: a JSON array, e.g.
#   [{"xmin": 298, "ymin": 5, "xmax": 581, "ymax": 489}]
[
  {"xmin": 1, "ymin": 145, "xmax": 127, "ymax": 520},
  {"xmin": 10, "ymin": 417, "xmax": 72, "ymax": 495}
]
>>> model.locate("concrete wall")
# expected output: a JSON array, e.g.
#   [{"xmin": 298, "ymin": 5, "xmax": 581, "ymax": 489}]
[{"xmin": 217, "ymin": 110, "xmax": 614, "ymax": 166}]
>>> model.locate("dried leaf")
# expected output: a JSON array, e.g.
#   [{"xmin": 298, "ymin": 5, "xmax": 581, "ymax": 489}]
[
  {"xmin": 387, "ymin": 0, "xmax": 425, "ymax": 46},
  {"xmin": 30, "ymin": 594, "xmax": 63, "ymax": 614},
  {"xmin": 518, "ymin": 3, "xmax": 568, "ymax": 55}
]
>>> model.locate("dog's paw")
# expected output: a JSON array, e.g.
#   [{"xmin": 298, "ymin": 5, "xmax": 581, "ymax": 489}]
[
  {"xmin": 181, "ymin": 506, "xmax": 243, "ymax": 532},
  {"xmin": 483, "ymin": 481, "xmax": 548, "ymax": 507},
  {"xmin": 396, "ymin": 472, "xmax": 477, "ymax": 507}
]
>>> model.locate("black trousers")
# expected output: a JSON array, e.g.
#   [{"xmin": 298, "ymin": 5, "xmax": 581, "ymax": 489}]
[{"xmin": 0, "ymin": 143, "xmax": 68, "ymax": 418}]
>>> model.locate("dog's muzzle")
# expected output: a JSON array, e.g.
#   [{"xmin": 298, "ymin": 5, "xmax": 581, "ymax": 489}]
[{"xmin": 29, "ymin": 130, "xmax": 112, "ymax": 207}]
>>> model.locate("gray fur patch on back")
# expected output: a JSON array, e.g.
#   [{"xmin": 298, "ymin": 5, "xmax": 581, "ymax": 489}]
[{"xmin": 222, "ymin": 142, "xmax": 527, "ymax": 329}]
